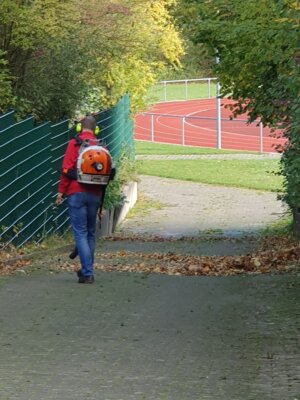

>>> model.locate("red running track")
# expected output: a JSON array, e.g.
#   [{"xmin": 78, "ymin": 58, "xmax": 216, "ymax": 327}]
[{"xmin": 134, "ymin": 99, "xmax": 285, "ymax": 153}]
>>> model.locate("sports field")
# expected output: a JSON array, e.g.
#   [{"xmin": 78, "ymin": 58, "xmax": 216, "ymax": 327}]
[{"xmin": 135, "ymin": 98, "xmax": 285, "ymax": 153}]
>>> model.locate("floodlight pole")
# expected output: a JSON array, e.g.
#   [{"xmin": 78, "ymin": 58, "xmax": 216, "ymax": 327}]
[{"xmin": 216, "ymin": 55, "xmax": 222, "ymax": 149}]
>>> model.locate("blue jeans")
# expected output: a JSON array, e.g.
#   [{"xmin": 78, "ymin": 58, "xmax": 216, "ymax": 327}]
[{"xmin": 67, "ymin": 192, "xmax": 101, "ymax": 277}]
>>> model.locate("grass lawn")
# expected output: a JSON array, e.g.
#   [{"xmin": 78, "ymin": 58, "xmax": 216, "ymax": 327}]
[
  {"xmin": 147, "ymin": 81, "xmax": 217, "ymax": 103},
  {"xmin": 134, "ymin": 140, "xmax": 255, "ymax": 155},
  {"xmin": 137, "ymin": 159, "xmax": 283, "ymax": 192}
]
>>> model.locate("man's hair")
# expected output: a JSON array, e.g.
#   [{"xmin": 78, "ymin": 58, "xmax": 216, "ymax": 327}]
[{"xmin": 81, "ymin": 116, "xmax": 97, "ymax": 132}]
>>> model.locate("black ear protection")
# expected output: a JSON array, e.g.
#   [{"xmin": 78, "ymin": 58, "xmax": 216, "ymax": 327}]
[{"xmin": 75, "ymin": 122, "xmax": 100, "ymax": 136}]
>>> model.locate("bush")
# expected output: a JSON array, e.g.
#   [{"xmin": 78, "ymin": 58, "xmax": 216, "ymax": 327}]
[{"xmin": 103, "ymin": 153, "xmax": 138, "ymax": 211}]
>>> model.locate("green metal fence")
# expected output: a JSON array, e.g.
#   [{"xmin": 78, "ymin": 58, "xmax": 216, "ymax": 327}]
[{"xmin": 0, "ymin": 95, "xmax": 134, "ymax": 248}]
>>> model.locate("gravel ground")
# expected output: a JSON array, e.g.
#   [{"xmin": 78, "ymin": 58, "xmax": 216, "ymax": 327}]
[{"xmin": 119, "ymin": 175, "xmax": 286, "ymax": 238}]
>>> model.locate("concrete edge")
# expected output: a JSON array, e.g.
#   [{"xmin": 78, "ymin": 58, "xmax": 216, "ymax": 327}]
[{"xmin": 97, "ymin": 181, "xmax": 138, "ymax": 237}]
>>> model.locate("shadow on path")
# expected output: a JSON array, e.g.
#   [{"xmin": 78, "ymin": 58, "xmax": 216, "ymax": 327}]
[{"xmin": 0, "ymin": 271, "xmax": 299, "ymax": 400}]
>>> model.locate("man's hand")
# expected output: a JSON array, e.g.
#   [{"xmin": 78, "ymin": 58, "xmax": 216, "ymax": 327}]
[{"xmin": 56, "ymin": 193, "xmax": 63, "ymax": 206}]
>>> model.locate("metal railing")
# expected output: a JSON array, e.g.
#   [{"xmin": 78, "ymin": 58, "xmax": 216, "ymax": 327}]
[
  {"xmin": 135, "ymin": 112, "xmax": 284, "ymax": 153},
  {"xmin": 135, "ymin": 77, "xmax": 285, "ymax": 153},
  {"xmin": 152, "ymin": 78, "xmax": 218, "ymax": 102}
]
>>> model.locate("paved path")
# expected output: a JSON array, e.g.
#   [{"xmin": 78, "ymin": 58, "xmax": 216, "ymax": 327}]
[
  {"xmin": 0, "ymin": 169, "xmax": 299, "ymax": 400},
  {"xmin": 0, "ymin": 271, "xmax": 299, "ymax": 400}
]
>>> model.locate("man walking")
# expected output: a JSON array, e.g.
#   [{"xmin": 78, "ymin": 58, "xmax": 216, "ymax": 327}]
[{"xmin": 56, "ymin": 116, "xmax": 103, "ymax": 284}]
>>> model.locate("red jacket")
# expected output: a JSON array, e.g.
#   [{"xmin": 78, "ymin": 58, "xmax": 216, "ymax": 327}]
[{"xmin": 58, "ymin": 130, "xmax": 103, "ymax": 197}]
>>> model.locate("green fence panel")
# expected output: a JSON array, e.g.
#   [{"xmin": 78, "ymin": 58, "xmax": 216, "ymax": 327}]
[
  {"xmin": 0, "ymin": 122, "xmax": 52, "ymax": 246},
  {"xmin": 95, "ymin": 109, "xmax": 114, "ymax": 153},
  {"xmin": 123, "ymin": 94, "xmax": 135, "ymax": 158},
  {"xmin": 108, "ymin": 100, "xmax": 123, "ymax": 159},
  {"xmin": 0, "ymin": 110, "xmax": 16, "ymax": 131},
  {"xmin": 95, "ymin": 95, "xmax": 134, "ymax": 161},
  {"xmin": 50, "ymin": 119, "xmax": 71, "ymax": 236},
  {"xmin": 0, "ymin": 95, "xmax": 134, "ymax": 248}
]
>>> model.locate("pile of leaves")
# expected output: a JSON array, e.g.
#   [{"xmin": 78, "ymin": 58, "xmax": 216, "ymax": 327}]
[
  {"xmin": 0, "ymin": 245, "xmax": 32, "ymax": 276},
  {"xmin": 91, "ymin": 236, "xmax": 300, "ymax": 276},
  {"xmin": 49, "ymin": 235, "xmax": 300, "ymax": 277},
  {"xmin": 1, "ymin": 235, "xmax": 300, "ymax": 277}
]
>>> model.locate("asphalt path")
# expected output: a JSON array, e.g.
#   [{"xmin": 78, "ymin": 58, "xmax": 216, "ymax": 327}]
[
  {"xmin": 0, "ymin": 168, "xmax": 299, "ymax": 400},
  {"xmin": 0, "ymin": 271, "xmax": 299, "ymax": 400}
]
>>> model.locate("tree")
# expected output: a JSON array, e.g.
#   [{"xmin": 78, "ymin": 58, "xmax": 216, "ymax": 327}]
[
  {"xmin": 170, "ymin": 4, "xmax": 215, "ymax": 80},
  {"xmin": 76, "ymin": 0, "xmax": 185, "ymax": 113},
  {"xmin": 0, "ymin": 0, "xmax": 185, "ymax": 119},
  {"xmin": 0, "ymin": 50, "xmax": 13, "ymax": 113},
  {"xmin": 177, "ymin": 0, "xmax": 300, "ymax": 213},
  {"xmin": 0, "ymin": 0, "xmax": 85, "ymax": 121}
]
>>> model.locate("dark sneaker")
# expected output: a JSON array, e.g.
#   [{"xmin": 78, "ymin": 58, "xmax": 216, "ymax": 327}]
[
  {"xmin": 76, "ymin": 270, "xmax": 84, "ymax": 278},
  {"xmin": 78, "ymin": 275, "xmax": 95, "ymax": 284},
  {"xmin": 69, "ymin": 248, "xmax": 78, "ymax": 260}
]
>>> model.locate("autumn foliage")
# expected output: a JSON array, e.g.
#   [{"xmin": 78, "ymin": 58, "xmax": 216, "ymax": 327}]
[
  {"xmin": 0, "ymin": 0, "xmax": 184, "ymax": 119},
  {"xmin": 1, "ymin": 235, "xmax": 299, "ymax": 277}
]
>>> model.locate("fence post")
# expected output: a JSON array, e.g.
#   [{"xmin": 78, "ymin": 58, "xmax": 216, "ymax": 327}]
[
  {"xmin": 182, "ymin": 117, "xmax": 185, "ymax": 145},
  {"xmin": 216, "ymin": 80, "xmax": 222, "ymax": 149},
  {"xmin": 259, "ymin": 122, "xmax": 263, "ymax": 153},
  {"xmin": 163, "ymin": 81, "xmax": 167, "ymax": 102},
  {"xmin": 185, "ymin": 80, "xmax": 188, "ymax": 100},
  {"xmin": 151, "ymin": 114, "xmax": 154, "ymax": 142},
  {"xmin": 208, "ymin": 78, "xmax": 211, "ymax": 98}
]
